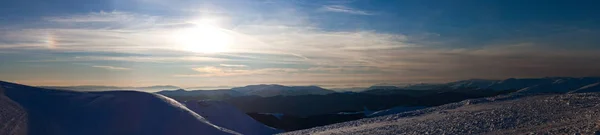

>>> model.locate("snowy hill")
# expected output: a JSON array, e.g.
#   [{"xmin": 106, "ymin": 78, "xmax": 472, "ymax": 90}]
[
  {"xmin": 570, "ymin": 82, "xmax": 600, "ymax": 93},
  {"xmin": 184, "ymin": 100, "xmax": 283, "ymax": 135},
  {"xmin": 0, "ymin": 87, "xmax": 27, "ymax": 135},
  {"xmin": 231, "ymin": 84, "xmax": 336, "ymax": 97},
  {"xmin": 0, "ymin": 81, "xmax": 239, "ymax": 135},
  {"xmin": 282, "ymin": 93, "xmax": 600, "ymax": 135},
  {"xmin": 365, "ymin": 106, "xmax": 427, "ymax": 118}
]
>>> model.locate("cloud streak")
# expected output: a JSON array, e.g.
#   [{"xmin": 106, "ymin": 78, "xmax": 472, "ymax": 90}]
[
  {"xmin": 321, "ymin": 5, "xmax": 374, "ymax": 15},
  {"xmin": 219, "ymin": 64, "xmax": 247, "ymax": 67},
  {"xmin": 92, "ymin": 65, "xmax": 131, "ymax": 70}
]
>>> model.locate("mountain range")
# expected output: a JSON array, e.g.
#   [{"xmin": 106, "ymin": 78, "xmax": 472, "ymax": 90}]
[
  {"xmin": 446, "ymin": 77, "xmax": 600, "ymax": 93},
  {"xmin": 357, "ymin": 77, "xmax": 600, "ymax": 94},
  {"xmin": 42, "ymin": 77, "xmax": 600, "ymax": 98},
  {"xmin": 157, "ymin": 84, "xmax": 336, "ymax": 99}
]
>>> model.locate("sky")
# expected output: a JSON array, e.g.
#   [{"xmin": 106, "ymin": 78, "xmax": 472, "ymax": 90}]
[{"xmin": 1, "ymin": 0, "xmax": 600, "ymax": 88}]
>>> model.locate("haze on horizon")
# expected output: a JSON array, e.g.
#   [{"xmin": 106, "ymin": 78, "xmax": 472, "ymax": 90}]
[{"xmin": 1, "ymin": 0, "xmax": 600, "ymax": 88}]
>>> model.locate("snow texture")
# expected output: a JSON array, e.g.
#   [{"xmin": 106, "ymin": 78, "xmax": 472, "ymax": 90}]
[
  {"xmin": 366, "ymin": 106, "xmax": 427, "ymax": 117},
  {"xmin": 0, "ymin": 87, "xmax": 27, "ymax": 135},
  {"xmin": 283, "ymin": 93, "xmax": 600, "ymax": 135}
]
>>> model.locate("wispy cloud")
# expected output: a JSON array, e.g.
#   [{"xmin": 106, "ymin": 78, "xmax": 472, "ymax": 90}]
[
  {"xmin": 219, "ymin": 64, "xmax": 248, "ymax": 67},
  {"xmin": 321, "ymin": 5, "xmax": 374, "ymax": 15},
  {"xmin": 92, "ymin": 65, "xmax": 131, "ymax": 70},
  {"xmin": 176, "ymin": 66, "xmax": 300, "ymax": 77},
  {"xmin": 45, "ymin": 11, "xmax": 138, "ymax": 23}
]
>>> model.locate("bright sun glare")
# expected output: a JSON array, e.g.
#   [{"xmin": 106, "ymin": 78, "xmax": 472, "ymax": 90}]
[{"xmin": 174, "ymin": 21, "xmax": 232, "ymax": 53}]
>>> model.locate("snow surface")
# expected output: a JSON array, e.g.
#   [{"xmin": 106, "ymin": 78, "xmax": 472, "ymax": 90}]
[
  {"xmin": 184, "ymin": 100, "xmax": 283, "ymax": 135},
  {"xmin": 0, "ymin": 87, "xmax": 27, "ymax": 135},
  {"xmin": 0, "ymin": 81, "xmax": 240, "ymax": 135},
  {"xmin": 366, "ymin": 106, "xmax": 427, "ymax": 117},
  {"xmin": 282, "ymin": 93, "xmax": 600, "ymax": 135}
]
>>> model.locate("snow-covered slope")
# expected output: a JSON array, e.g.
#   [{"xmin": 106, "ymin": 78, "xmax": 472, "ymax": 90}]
[
  {"xmin": 0, "ymin": 87, "xmax": 27, "ymax": 135},
  {"xmin": 570, "ymin": 82, "xmax": 600, "ymax": 93},
  {"xmin": 0, "ymin": 81, "xmax": 239, "ymax": 135},
  {"xmin": 184, "ymin": 100, "xmax": 283, "ymax": 135},
  {"xmin": 283, "ymin": 93, "xmax": 600, "ymax": 135},
  {"xmin": 445, "ymin": 77, "xmax": 600, "ymax": 93},
  {"xmin": 366, "ymin": 106, "xmax": 426, "ymax": 117}
]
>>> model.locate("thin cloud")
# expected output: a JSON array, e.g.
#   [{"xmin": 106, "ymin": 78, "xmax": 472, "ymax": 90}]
[
  {"xmin": 321, "ymin": 5, "xmax": 374, "ymax": 15},
  {"xmin": 219, "ymin": 64, "xmax": 248, "ymax": 67},
  {"xmin": 92, "ymin": 65, "xmax": 131, "ymax": 70},
  {"xmin": 45, "ymin": 11, "xmax": 128, "ymax": 22}
]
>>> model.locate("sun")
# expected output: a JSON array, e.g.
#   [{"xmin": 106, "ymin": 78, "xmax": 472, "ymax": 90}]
[{"xmin": 173, "ymin": 22, "xmax": 232, "ymax": 53}]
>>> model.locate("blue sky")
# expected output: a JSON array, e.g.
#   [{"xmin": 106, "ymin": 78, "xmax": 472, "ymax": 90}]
[{"xmin": 1, "ymin": 0, "xmax": 600, "ymax": 88}]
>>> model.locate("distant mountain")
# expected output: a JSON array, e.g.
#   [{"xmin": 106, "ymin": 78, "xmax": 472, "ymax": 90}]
[
  {"xmin": 157, "ymin": 84, "xmax": 336, "ymax": 100},
  {"xmin": 41, "ymin": 85, "xmax": 181, "ymax": 92},
  {"xmin": 371, "ymin": 77, "xmax": 600, "ymax": 94},
  {"xmin": 0, "ymin": 81, "xmax": 239, "ymax": 135},
  {"xmin": 401, "ymin": 83, "xmax": 446, "ymax": 90},
  {"xmin": 185, "ymin": 86, "xmax": 234, "ymax": 90},
  {"xmin": 231, "ymin": 84, "xmax": 336, "ymax": 97},
  {"xmin": 446, "ymin": 77, "xmax": 600, "ymax": 93},
  {"xmin": 447, "ymin": 79, "xmax": 499, "ymax": 89},
  {"xmin": 365, "ymin": 85, "xmax": 401, "ymax": 91},
  {"xmin": 329, "ymin": 87, "xmax": 368, "ymax": 92},
  {"xmin": 157, "ymin": 89, "xmax": 245, "ymax": 100}
]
